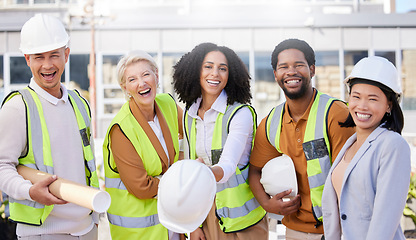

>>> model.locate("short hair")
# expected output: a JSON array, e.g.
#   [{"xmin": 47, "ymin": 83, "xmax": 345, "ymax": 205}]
[
  {"xmin": 271, "ymin": 38, "xmax": 315, "ymax": 71},
  {"xmin": 116, "ymin": 50, "xmax": 158, "ymax": 99},
  {"xmin": 172, "ymin": 42, "xmax": 252, "ymax": 108},
  {"xmin": 340, "ymin": 78, "xmax": 404, "ymax": 134}
]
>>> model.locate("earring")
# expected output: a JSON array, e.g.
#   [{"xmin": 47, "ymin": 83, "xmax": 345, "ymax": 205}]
[
  {"xmin": 127, "ymin": 93, "xmax": 132, "ymax": 98},
  {"xmin": 386, "ymin": 111, "xmax": 391, "ymax": 117}
]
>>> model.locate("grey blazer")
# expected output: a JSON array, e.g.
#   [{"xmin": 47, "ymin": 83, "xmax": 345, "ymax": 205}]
[{"xmin": 322, "ymin": 125, "xmax": 410, "ymax": 240}]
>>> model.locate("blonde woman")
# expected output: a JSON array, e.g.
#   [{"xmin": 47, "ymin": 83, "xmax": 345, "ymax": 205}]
[{"xmin": 103, "ymin": 51, "xmax": 184, "ymax": 240}]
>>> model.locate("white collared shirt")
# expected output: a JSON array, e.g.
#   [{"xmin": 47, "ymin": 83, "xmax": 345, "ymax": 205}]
[{"xmin": 185, "ymin": 90, "xmax": 254, "ymax": 183}]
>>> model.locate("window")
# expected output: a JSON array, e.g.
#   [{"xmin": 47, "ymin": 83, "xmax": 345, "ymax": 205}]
[
  {"xmin": 102, "ymin": 54, "xmax": 123, "ymax": 114},
  {"xmin": 253, "ymin": 51, "xmax": 280, "ymax": 120},
  {"xmin": 401, "ymin": 50, "xmax": 416, "ymax": 110},
  {"xmin": 69, "ymin": 54, "xmax": 90, "ymax": 90},
  {"xmin": 315, "ymin": 51, "xmax": 340, "ymax": 98},
  {"xmin": 10, "ymin": 56, "xmax": 31, "ymax": 85},
  {"xmin": 162, "ymin": 52, "xmax": 184, "ymax": 100},
  {"xmin": 237, "ymin": 52, "xmax": 250, "ymax": 72}
]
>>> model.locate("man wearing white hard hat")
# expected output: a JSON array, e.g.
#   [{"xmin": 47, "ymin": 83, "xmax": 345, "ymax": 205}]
[
  {"xmin": 0, "ymin": 14, "xmax": 99, "ymax": 239},
  {"xmin": 248, "ymin": 39, "xmax": 355, "ymax": 240}
]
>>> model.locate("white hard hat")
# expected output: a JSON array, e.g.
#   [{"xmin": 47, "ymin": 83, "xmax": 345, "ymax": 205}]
[
  {"xmin": 344, "ymin": 56, "xmax": 402, "ymax": 101},
  {"xmin": 260, "ymin": 155, "xmax": 297, "ymax": 198},
  {"xmin": 157, "ymin": 160, "xmax": 216, "ymax": 233},
  {"xmin": 20, "ymin": 14, "xmax": 69, "ymax": 54}
]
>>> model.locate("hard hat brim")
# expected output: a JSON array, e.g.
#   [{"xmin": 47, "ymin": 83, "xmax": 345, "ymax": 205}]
[{"xmin": 20, "ymin": 41, "xmax": 69, "ymax": 55}]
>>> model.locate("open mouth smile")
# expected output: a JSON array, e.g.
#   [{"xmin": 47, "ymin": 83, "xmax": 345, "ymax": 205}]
[
  {"xmin": 139, "ymin": 88, "xmax": 151, "ymax": 95},
  {"xmin": 207, "ymin": 80, "xmax": 220, "ymax": 86},
  {"xmin": 41, "ymin": 72, "xmax": 57, "ymax": 80}
]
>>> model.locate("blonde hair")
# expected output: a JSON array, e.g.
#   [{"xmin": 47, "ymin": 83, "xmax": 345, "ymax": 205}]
[{"xmin": 116, "ymin": 50, "xmax": 158, "ymax": 99}]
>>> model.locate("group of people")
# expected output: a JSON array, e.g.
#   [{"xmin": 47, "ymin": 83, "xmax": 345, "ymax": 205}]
[{"xmin": 0, "ymin": 13, "xmax": 411, "ymax": 240}]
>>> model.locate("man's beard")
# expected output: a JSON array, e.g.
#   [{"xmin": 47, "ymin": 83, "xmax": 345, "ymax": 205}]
[{"xmin": 280, "ymin": 77, "xmax": 310, "ymax": 100}]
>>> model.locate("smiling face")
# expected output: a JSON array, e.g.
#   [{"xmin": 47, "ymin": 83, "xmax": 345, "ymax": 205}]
[
  {"xmin": 199, "ymin": 51, "xmax": 229, "ymax": 100},
  {"xmin": 348, "ymin": 83, "xmax": 391, "ymax": 134},
  {"xmin": 24, "ymin": 47, "xmax": 69, "ymax": 98},
  {"xmin": 273, "ymin": 48, "xmax": 314, "ymax": 100},
  {"xmin": 123, "ymin": 60, "xmax": 159, "ymax": 110}
]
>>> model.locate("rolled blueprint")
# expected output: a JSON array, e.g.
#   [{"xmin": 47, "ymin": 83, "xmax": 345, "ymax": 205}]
[{"xmin": 17, "ymin": 165, "xmax": 111, "ymax": 213}]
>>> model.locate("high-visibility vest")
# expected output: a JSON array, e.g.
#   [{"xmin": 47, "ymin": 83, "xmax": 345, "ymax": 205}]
[
  {"xmin": 103, "ymin": 93, "xmax": 179, "ymax": 240},
  {"xmin": 184, "ymin": 103, "xmax": 266, "ymax": 233},
  {"xmin": 266, "ymin": 90, "xmax": 339, "ymax": 223},
  {"xmin": 2, "ymin": 87, "xmax": 98, "ymax": 226}
]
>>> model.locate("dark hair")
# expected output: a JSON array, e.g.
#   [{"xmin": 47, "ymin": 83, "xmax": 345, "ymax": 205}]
[
  {"xmin": 340, "ymin": 79, "xmax": 404, "ymax": 134},
  {"xmin": 271, "ymin": 38, "xmax": 315, "ymax": 71},
  {"xmin": 172, "ymin": 42, "xmax": 252, "ymax": 108}
]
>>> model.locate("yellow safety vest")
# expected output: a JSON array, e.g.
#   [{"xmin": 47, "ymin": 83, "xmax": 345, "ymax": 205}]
[
  {"xmin": 103, "ymin": 93, "xmax": 179, "ymax": 240},
  {"xmin": 2, "ymin": 87, "xmax": 98, "ymax": 226},
  {"xmin": 184, "ymin": 103, "xmax": 266, "ymax": 233},
  {"xmin": 266, "ymin": 90, "xmax": 339, "ymax": 224}
]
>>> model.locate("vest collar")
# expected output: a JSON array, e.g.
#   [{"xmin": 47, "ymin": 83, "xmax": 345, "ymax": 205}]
[
  {"xmin": 29, "ymin": 78, "xmax": 68, "ymax": 105},
  {"xmin": 128, "ymin": 99, "xmax": 172, "ymax": 171},
  {"xmin": 284, "ymin": 88, "xmax": 317, "ymax": 124}
]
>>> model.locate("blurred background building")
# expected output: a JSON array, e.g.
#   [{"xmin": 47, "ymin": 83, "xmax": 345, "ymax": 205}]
[{"xmin": 1, "ymin": 0, "xmax": 416, "ymax": 140}]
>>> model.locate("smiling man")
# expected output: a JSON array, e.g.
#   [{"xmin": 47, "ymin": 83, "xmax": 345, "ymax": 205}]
[
  {"xmin": 0, "ymin": 14, "xmax": 99, "ymax": 240},
  {"xmin": 248, "ymin": 39, "xmax": 355, "ymax": 240}
]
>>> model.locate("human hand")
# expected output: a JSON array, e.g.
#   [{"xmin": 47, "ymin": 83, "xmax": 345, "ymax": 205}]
[
  {"xmin": 29, "ymin": 175, "xmax": 68, "ymax": 206},
  {"xmin": 190, "ymin": 227, "xmax": 206, "ymax": 240},
  {"xmin": 264, "ymin": 189, "xmax": 301, "ymax": 216}
]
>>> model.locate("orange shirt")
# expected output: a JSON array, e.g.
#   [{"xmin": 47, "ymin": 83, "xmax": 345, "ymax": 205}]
[{"xmin": 250, "ymin": 92, "xmax": 355, "ymax": 234}]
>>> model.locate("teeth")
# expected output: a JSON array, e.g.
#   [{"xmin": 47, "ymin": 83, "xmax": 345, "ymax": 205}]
[
  {"xmin": 42, "ymin": 73, "xmax": 54, "ymax": 77},
  {"xmin": 207, "ymin": 80, "xmax": 220, "ymax": 85},
  {"xmin": 357, "ymin": 113, "xmax": 371, "ymax": 119},
  {"xmin": 286, "ymin": 80, "xmax": 299, "ymax": 84},
  {"xmin": 139, "ymin": 89, "xmax": 150, "ymax": 95}
]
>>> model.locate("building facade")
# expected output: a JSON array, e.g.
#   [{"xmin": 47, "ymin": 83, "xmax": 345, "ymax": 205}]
[{"xmin": 1, "ymin": 0, "xmax": 416, "ymax": 138}]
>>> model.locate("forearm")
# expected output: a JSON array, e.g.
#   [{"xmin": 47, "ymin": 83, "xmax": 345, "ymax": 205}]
[
  {"xmin": 215, "ymin": 107, "xmax": 253, "ymax": 183},
  {"xmin": 248, "ymin": 165, "xmax": 272, "ymax": 210}
]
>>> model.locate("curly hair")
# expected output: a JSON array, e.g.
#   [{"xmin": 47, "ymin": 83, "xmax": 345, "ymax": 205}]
[
  {"xmin": 271, "ymin": 38, "xmax": 315, "ymax": 71},
  {"xmin": 172, "ymin": 42, "xmax": 252, "ymax": 108}
]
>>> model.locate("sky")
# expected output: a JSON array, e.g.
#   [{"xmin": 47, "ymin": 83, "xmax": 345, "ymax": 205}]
[{"xmin": 396, "ymin": 0, "xmax": 416, "ymax": 13}]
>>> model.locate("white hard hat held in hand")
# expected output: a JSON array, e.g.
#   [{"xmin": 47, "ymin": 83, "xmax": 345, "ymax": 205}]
[
  {"xmin": 20, "ymin": 13, "xmax": 70, "ymax": 54},
  {"xmin": 157, "ymin": 160, "xmax": 216, "ymax": 233},
  {"xmin": 260, "ymin": 155, "xmax": 298, "ymax": 198}
]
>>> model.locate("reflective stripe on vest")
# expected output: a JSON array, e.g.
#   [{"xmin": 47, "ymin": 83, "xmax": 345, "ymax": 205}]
[
  {"xmin": 4, "ymin": 87, "xmax": 98, "ymax": 226},
  {"xmin": 184, "ymin": 103, "xmax": 266, "ymax": 233},
  {"xmin": 266, "ymin": 90, "xmax": 337, "ymax": 222},
  {"xmin": 107, "ymin": 212, "xmax": 160, "ymax": 229},
  {"xmin": 103, "ymin": 93, "xmax": 178, "ymax": 240}
]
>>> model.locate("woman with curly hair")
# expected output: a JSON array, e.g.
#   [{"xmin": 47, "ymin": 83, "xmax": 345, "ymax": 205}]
[{"xmin": 173, "ymin": 42, "xmax": 268, "ymax": 240}]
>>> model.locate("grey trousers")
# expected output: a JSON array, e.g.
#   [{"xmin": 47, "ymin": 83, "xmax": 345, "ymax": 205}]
[{"xmin": 18, "ymin": 225, "xmax": 98, "ymax": 240}]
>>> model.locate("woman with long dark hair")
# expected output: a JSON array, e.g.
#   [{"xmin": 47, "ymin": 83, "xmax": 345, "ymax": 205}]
[{"xmin": 173, "ymin": 42, "xmax": 268, "ymax": 240}]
